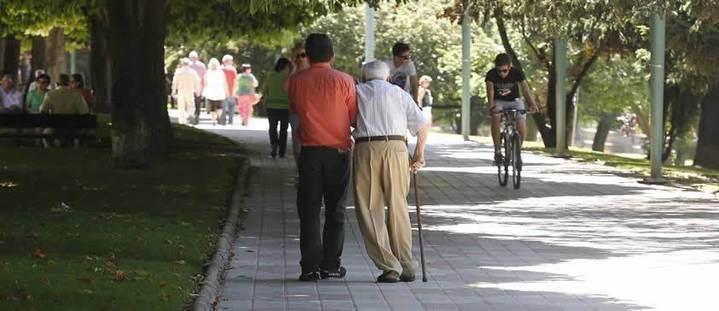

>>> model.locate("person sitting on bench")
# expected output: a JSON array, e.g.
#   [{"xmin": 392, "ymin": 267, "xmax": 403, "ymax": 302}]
[
  {"xmin": 0, "ymin": 74, "xmax": 23, "ymax": 114},
  {"xmin": 39, "ymin": 74, "xmax": 89, "ymax": 147}
]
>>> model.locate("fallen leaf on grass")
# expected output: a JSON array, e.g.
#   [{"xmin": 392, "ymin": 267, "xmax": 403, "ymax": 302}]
[
  {"xmin": 78, "ymin": 289, "xmax": 94, "ymax": 295},
  {"xmin": 114, "ymin": 271, "xmax": 126, "ymax": 282},
  {"xmin": 33, "ymin": 247, "xmax": 46, "ymax": 259},
  {"xmin": 174, "ymin": 260, "xmax": 186, "ymax": 265}
]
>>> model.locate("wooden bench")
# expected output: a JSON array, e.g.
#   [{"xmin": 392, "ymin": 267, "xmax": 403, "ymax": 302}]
[{"xmin": 0, "ymin": 113, "xmax": 98, "ymax": 145}]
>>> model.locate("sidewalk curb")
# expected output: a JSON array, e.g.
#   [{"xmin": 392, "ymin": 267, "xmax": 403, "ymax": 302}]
[{"xmin": 193, "ymin": 157, "xmax": 250, "ymax": 311}]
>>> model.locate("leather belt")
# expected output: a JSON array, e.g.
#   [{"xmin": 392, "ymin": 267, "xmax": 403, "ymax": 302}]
[{"xmin": 355, "ymin": 135, "xmax": 406, "ymax": 143}]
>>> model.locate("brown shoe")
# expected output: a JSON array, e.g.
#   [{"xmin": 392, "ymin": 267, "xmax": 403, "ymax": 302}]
[
  {"xmin": 400, "ymin": 274, "xmax": 415, "ymax": 282},
  {"xmin": 376, "ymin": 270, "xmax": 399, "ymax": 283}
]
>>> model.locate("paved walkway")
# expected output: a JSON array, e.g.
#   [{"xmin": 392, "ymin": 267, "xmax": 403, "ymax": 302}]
[{"xmin": 182, "ymin": 112, "xmax": 719, "ymax": 311}]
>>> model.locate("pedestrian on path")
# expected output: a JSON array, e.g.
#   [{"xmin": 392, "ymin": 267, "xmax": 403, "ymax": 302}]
[
  {"xmin": 171, "ymin": 58, "xmax": 201, "ymax": 125},
  {"xmin": 188, "ymin": 51, "xmax": 206, "ymax": 125},
  {"xmin": 202, "ymin": 58, "xmax": 228, "ymax": 126},
  {"xmin": 221, "ymin": 54, "xmax": 238, "ymax": 125},
  {"xmin": 417, "ymin": 75, "xmax": 433, "ymax": 128},
  {"xmin": 260, "ymin": 57, "xmax": 292, "ymax": 158},
  {"xmin": 235, "ymin": 64, "xmax": 259, "ymax": 126},
  {"xmin": 352, "ymin": 60, "xmax": 429, "ymax": 283},
  {"xmin": 286, "ymin": 42, "xmax": 311, "ymax": 171},
  {"xmin": 384, "ymin": 42, "xmax": 419, "ymax": 102},
  {"xmin": 288, "ymin": 33, "xmax": 357, "ymax": 282}
]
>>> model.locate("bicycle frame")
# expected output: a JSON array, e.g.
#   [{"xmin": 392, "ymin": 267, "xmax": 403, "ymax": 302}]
[{"xmin": 496, "ymin": 108, "xmax": 527, "ymax": 189}]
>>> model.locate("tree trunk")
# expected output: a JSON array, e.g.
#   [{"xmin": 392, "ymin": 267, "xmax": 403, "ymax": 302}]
[
  {"xmin": 2, "ymin": 36, "xmax": 20, "ymax": 77},
  {"xmin": 592, "ymin": 114, "xmax": 614, "ymax": 152},
  {"xmin": 45, "ymin": 28, "xmax": 66, "ymax": 84},
  {"xmin": 694, "ymin": 83, "xmax": 719, "ymax": 169},
  {"xmin": 525, "ymin": 115, "xmax": 538, "ymax": 141},
  {"xmin": 0, "ymin": 39, "xmax": 5, "ymax": 73},
  {"xmin": 632, "ymin": 105, "xmax": 650, "ymax": 139},
  {"xmin": 31, "ymin": 36, "xmax": 47, "ymax": 76},
  {"xmin": 105, "ymin": 0, "xmax": 171, "ymax": 168},
  {"xmin": 566, "ymin": 53, "xmax": 598, "ymax": 147},
  {"xmin": 89, "ymin": 11, "xmax": 112, "ymax": 112}
]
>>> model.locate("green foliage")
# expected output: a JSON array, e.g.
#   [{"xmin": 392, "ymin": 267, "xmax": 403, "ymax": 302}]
[
  {"xmin": 297, "ymin": 0, "xmax": 502, "ymax": 107},
  {"xmin": 579, "ymin": 54, "xmax": 650, "ymax": 122},
  {"xmin": 0, "ymin": 0, "xmax": 88, "ymax": 46}
]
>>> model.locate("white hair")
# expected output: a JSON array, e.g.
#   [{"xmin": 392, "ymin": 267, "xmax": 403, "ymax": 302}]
[
  {"xmin": 362, "ymin": 60, "xmax": 390, "ymax": 81},
  {"xmin": 179, "ymin": 58, "xmax": 191, "ymax": 66},
  {"xmin": 208, "ymin": 58, "xmax": 221, "ymax": 70},
  {"xmin": 222, "ymin": 54, "xmax": 234, "ymax": 63},
  {"xmin": 189, "ymin": 51, "xmax": 199, "ymax": 59}
]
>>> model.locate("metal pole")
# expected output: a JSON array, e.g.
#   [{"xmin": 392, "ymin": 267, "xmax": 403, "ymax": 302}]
[
  {"xmin": 461, "ymin": 7, "xmax": 471, "ymax": 140},
  {"xmin": 646, "ymin": 13, "xmax": 666, "ymax": 183},
  {"xmin": 364, "ymin": 2, "xmax": 375, "ymax": 62},
  {"xmin": 554, "ymin": 38, "xmax": 568, "ymax": 157}
]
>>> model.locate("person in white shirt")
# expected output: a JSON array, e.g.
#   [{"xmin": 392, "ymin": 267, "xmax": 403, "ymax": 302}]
[
  {"xmin": 352, "ymin": 60, "xmax": 429, "ymax": 283},
  {"xmin": 384, "ymin": 42, "xmax": 419, "ymax": 102},
  {"xmin": 171, "ymin": 58, "xmax": 201, "ymax": 125},
  {"xmin": 202, "ymin": 58, "xmax": 228, "ymax": 126},
  {"xmin": 0, "ymin": 74, "xmax": 23, "ymax": 113}
]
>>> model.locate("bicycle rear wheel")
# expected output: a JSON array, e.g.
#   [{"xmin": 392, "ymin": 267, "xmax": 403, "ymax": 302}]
[
  {"xmin": 497, "ymin": 133, "xmax": 509, "ymax": 186},
  {"xmin": 511, "ymin": 132, "xmax": 522, "ymax": 189}
]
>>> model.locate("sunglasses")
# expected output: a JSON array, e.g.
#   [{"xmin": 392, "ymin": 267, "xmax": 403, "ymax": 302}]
[
  {"xmin": 498, "ymin": 68, "xmax": 510, "ymax": 73},
  {"xmin": 295, "ymin": 53, "xmax": 307, "ymax": 58}
]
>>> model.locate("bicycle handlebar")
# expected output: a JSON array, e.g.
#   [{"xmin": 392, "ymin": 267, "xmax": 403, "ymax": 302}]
[{"xmin": 494, "ymin": 108, "xmax": 532, "ymax": 115}]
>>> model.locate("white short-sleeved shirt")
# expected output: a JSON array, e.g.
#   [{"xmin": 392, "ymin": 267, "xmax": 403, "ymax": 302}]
[
  {"xmin": 202, "ymin": 69, "xmax": 227, "ymax": 101},
  {"xmin": 384, "ymin": 59, "xmax": 417, "ymax": 93},
  {"xmin": 354, "ymin": 79, "xmax": 427, "ymax": 138}
]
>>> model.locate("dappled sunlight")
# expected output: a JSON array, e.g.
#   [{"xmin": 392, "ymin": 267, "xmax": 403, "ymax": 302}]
[
  {"xmin": 420, "ymin": 189, "xmax": 719, "ymax": 252},
  {"xmin": 470, "ymin": 250, "xmax": 719, "ymax": 311},
  {"xmin": 421, "ymin": 165, "xmax": 497, "ymax": 174}
]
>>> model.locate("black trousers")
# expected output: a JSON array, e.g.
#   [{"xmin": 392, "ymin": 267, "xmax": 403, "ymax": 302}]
[
  {"xmin": 193, "ymin": 95, "xmax": 203, "ymax": 123},
  {"xmin": 297, "ymin": 146, "xmax": 350, "ymax": 273},
  {"xmin": 266, "ymin": 108, "xmax": 289, "ymax": 156}
]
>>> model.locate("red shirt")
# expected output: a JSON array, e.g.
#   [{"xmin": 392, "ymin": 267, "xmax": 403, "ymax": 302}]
[
  {"xmin": 221, "ymin": 65, "xmax": 237, "ymax": 97},
  {"xmin": 288, "ymin": 63, "xmax": 357, "ymax": 151}
]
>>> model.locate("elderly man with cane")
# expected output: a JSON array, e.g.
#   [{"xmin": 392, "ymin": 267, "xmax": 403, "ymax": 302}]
[{"xmin": 353, "ymin": 60, "xmax": 429, "ymax": 283}]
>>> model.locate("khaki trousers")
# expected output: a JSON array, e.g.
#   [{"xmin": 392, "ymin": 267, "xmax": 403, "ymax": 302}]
[
  {"xmin": 177, "ymin": 94, "xmax": 195, "ymax": 125},
  {"xmin": 352, "ymin": 140, "xmax": 415, "ymax": 276}
]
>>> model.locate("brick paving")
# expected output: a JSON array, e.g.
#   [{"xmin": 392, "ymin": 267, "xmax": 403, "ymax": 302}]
[{"xmin": 186, "ymin": 113, "xmax": 719, "ymax": 311}]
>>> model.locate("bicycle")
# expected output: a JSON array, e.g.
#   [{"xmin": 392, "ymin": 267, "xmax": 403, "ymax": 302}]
[{"xmin": 496, "ymin": 108, "xmax": 527, "ymax": 189}]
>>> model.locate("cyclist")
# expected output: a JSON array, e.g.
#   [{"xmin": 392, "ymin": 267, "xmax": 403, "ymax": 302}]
[{"xmin": 485, "ymin": 53, "xmax": 538, "ymax": 164}]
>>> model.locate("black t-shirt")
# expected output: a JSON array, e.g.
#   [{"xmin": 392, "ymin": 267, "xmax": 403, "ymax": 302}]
[{"xmin": 485, "ymin": 67, "xmax": 526, "ymax": 101}]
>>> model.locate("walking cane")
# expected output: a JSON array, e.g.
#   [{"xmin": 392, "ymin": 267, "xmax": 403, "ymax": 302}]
[{"xmin": 413, "ymin": 170, "xmax": 428, "ymax": 282}]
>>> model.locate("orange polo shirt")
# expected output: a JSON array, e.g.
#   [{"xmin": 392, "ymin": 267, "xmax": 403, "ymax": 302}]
[{"xmin": 288, "ymin": 62, "xmax": 357, "ymax": 151}]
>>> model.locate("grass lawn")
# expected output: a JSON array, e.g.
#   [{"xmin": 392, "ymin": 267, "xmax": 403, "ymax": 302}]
[
  {"xmin": 0, "ymin": 116, "xmax": 247, "ymax": 310},
  {"xmin": 522, "ymin": 143, "xmax": 719, "ymax": 194}
]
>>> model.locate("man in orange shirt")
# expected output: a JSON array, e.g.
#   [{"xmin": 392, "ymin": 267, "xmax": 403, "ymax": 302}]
[{"xmin": 288, "ymin": 33, "xmax": 357, "ymax": 282}]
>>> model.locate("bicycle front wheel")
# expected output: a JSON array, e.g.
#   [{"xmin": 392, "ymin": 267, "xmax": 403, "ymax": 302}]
[
  {"xmin": 511, "ymin": 132, "xmax": 522, "ymax": 189},
  {"xmin": 497, "ymin": 133, "xmax": 509, "ymax": 186}
]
